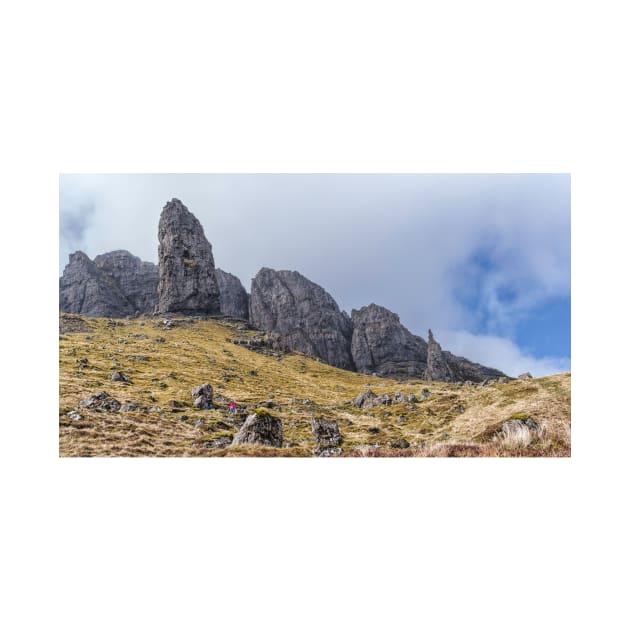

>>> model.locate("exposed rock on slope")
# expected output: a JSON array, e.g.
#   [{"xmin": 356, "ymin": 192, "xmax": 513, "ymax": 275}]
[
  {"xmin": 249, "ymin": 268, "xmax": 355, "ymax": 370},
  {"xmin": 351, "ymin": 304, "xmax": 428, "ymax": 378},
  {"xmin": 59, "ymin": 251, "xmax": 135, "ymax": 317},
  {"xmin": 93, "ymin": 250, "xmax": 158, "ymax": 314},
  {"xmin": 441, "ymin": 349, "xmax": 506, "ymax": 383},
  {"xmin": 157, "ymin": 198, "xmax": 221, "ymax": 314},
  {"xmin": 215, "ymin": 268, "xmax": 249, "ymax": 320},
  {"xmin": 424, "ymin": 329, "xmax": 457, "ymax": 382},
  {"xmin": 424, "ymin": 329, "xmax": 505, "ymax": 382}
]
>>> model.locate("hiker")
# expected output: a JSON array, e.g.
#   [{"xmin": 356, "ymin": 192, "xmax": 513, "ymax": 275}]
[{"xmin": 228, "ymin": 401, "xmax": 237, "ymax": 415}]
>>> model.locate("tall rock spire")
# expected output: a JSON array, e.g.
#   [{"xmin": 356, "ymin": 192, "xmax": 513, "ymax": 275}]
[
  {"xmin": 424, "ymin": 329, "xmax": 456, "ymax": 382},
  {"xmin": 157, "ymin": 198, "xmax": 220, "ymax": 314}
]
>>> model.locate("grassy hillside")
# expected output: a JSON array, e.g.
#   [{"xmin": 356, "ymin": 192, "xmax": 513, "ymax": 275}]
[{"xmin": 59, "ymin": 314, "xmax": 571, "ymax": 457}]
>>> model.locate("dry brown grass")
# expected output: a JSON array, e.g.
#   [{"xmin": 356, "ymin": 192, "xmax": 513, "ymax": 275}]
[{"xmin": 59, "ymin": 314, "xmax": 571, "ymax": 457}]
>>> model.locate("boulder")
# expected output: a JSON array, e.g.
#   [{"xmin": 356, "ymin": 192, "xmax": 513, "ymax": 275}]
[
  {"xmin": 518, "ymin": 372, "xmax": 534, "ymax": 380},
  {"xmin": 203, "ymin": 437, "xmax": 233, "ymax": 449},
  {"xmin": 390, "ymin": 438, "xmax": 410, "ymax": 449},
  {"xmin": 231, "ymin": 411, "xmax": 283, "ymax": 447},
  {"xmin": 78, "ymin": 391, "xmax": 121, "ymax": 412},
  {"xmin": 353, "ymin": 390, "xmax": 377, "ymax": 409},
  {"xmin": 157, "ymin": 198, "xmax": 221, "ymax": 314},
  {"xmin": 501, "ymin": 417, "xmax": 540, "ymax": 434},
  {"xmin": 192, "ymin": 383, "xmax": 213, "ymax": 409},
  {"xmin": 311, "ymin": 418, "xmax": 343, "ymax": 457},
  {"xmin": 311, "ymin": 418, "xmax": 342, "ymax": 446}
]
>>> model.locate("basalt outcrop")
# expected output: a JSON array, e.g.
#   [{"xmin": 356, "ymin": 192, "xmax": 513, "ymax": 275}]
[
  {"xmin": 249, "ymin": 268, "xmax": 355, "ymax": 370},
  {"xmin": 215, "ymin": 268, "xmax": 249, "ymax": 320},
  {"xmin": 350, "ymin": 304, "xmax": 428, "ymax": 379},
  {"xmin": 93, "ymin": 250, "xmax": 159, "ymax": 314},
  {"xmin": 157, "ymin": 198, "xmax": 221, "ymax": 314},
  {"xmin": 59, "ymin": 251, "xmax": 135, "ymax": 317},
  {"xmin": 424, "ymin": 329, "xmax": 505, "ymax": 382}
]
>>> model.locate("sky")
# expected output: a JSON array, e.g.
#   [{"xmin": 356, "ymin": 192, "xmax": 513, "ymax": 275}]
[{"xmin": 59, "ymin": 174, "xmax": 571, "ymax": 377}]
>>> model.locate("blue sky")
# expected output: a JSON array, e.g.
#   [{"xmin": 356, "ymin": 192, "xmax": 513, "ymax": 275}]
[{"xmin": 59, "ymin": 173, "xmax": 570, "ymax": 376}]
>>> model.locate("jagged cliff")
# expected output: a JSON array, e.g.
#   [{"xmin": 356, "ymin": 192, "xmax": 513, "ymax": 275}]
[
  {"xmin": 93, "ymin": 250, "xmax": 159, "ymax": 314},
  {"xmin": 351, "ymin": 304, "xmax": 428, "ymax": 378},
  {"xmin": 59, "ymin": 251, "xmax": 136, "ymax": 317},
  {"xmin": 249, "ymin": 268, "xmax": 355, "ymax": 371}
]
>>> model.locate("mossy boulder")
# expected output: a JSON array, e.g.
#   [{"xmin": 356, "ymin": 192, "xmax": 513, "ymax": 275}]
[{"xmin": 232, "ymin": 411, "xmax": 283, "ymax": 447}]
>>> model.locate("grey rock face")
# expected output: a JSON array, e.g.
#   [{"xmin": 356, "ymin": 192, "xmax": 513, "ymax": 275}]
[
  {"xmin": 94, "ymin": 250, "xmax": 158, "ymax": 314},
  {"xmin": 157, "ymin": 198, "xmax": 220, "ymax": 314},
  {"xmin": 249, "ymin": 268, "xmax": 355, "ymax": 370},
  {"xmin": 424, "ymin": 329, "xmax": 457, "ymax": 382},
  {"xmin": 423, "ymin": 329, "xmax": 505, "ymax": 382},
  {"xmin": 60, "ymin": 251, "xmax": 135, "ymax": 317},
  {"xmin": 231, "ymin": 411, "xmax": 283, "ymax": 447},
  {"xmin": 215, "ymin": 268, "xmax": 249, "ymax": 320},
  {"xmin": 441, "ymin": 349, "xmax": 506, "ymax": 382},
  {"xmin": 350, "ymin": 304, "xmax": 428, "ymax": 379},
  {"xmin": 60, "ymin": 250, "xmax": 160, "ymax": 317}
]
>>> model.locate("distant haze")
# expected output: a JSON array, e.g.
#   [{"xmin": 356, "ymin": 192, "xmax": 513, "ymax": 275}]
[{"xmin": 59, "ymin": 174, "xmax": 570, "ymax": 377}]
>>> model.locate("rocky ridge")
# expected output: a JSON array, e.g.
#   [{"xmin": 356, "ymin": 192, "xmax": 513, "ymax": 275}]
[{"xmin": 60, "ymin": 198, "xmax": 507, "ymax": 381}]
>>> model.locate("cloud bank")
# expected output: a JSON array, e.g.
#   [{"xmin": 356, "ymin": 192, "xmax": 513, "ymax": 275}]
[{"xmin": 59, "ymin": 174, "xmax": 570, "ymax": 377}]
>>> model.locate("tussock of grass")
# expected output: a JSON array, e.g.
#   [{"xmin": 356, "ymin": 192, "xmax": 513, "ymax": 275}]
[{"xmin": 59, "ymin": 314, "xmax": 571, "ymax": 457}]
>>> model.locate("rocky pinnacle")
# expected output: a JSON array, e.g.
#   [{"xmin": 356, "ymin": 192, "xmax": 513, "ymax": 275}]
[{"xmin": 157, "ymin": 198, "xmax": 221, "ymax": 314}]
